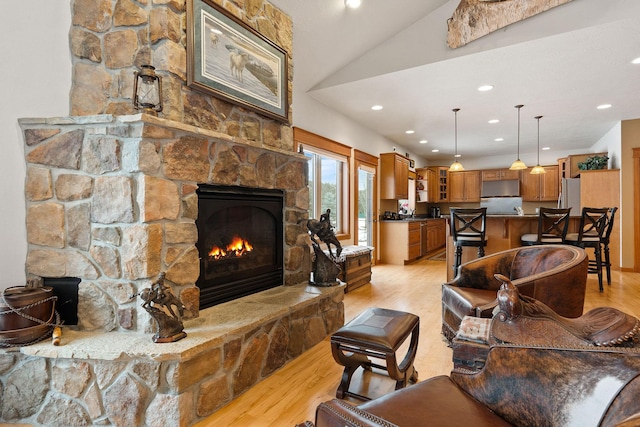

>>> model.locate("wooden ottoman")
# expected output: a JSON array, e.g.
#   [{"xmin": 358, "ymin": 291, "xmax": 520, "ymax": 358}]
[{"xmin": 330, "ymin": 307, "xmax": 419, "ymax": 400}]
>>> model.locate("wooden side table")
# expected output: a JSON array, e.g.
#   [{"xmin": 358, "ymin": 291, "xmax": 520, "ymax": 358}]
[{"xmin": 330, "ymin": 307, "xmax": 419, "ymax": 400}]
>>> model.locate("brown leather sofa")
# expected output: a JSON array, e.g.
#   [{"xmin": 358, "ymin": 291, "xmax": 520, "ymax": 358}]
[
  {"xmin": 307, "ymin": 287, "xmax": 640, "ymax": 427},
  {"xmin": 441, "ymin": 244, "xmax": 588, "ymax": 341}
]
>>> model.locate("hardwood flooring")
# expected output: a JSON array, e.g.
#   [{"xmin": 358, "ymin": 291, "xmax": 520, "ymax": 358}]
[{"xmin": 196, "ymin": 257, "xmax": 640, "ymax": 427}]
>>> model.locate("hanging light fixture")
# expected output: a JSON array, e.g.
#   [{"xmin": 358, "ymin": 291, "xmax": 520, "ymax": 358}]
[
  {"xmin": 509, "ymin": 104, "xmax": 527, "ymax": 170},
  {"xmin": 449, "ymin": 108, "xmax": 464, "ymax": 172},
  {"xmin": 530, "ymin": 115, "xmax": 547, "ymax": 174}
]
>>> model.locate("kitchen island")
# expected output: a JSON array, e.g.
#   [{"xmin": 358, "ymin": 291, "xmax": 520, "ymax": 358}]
[{"xmin": 444, "ymin": 214, "xmax": 580, "ymax": 281}]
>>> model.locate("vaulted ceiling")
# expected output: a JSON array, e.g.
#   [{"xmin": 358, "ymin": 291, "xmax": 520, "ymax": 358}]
[{"xmin": 269, "ymin": 0, "xmax": 640, "ymax": 164}]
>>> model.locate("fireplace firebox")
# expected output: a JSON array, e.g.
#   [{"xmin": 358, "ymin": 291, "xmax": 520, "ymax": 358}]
[{"xmin": 196, "ymin": 185, "xmax": 284, "ymax": 309}]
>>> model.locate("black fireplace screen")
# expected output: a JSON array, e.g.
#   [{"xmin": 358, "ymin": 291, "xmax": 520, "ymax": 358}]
[{"xmin": 196, "ymin": 185, "xmax": 284, "ymax": 309}]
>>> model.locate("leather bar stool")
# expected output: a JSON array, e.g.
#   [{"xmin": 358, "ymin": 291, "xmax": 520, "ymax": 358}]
[
  {"xmin": 521, "ymin": 207, "xmax": 571, "ymax": 246},
  {"xmin": 565, "ymin": 207, "xmax": 608, "ymax": 292},
  {"xmin": 450, "ymin": 207, "xmax": 487, "ymax": 277}
]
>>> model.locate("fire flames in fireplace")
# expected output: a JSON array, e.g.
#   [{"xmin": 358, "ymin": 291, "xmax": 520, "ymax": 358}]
[{"xmin": 208, "ymin": 236, "xmax": 254, "ymax": 260}]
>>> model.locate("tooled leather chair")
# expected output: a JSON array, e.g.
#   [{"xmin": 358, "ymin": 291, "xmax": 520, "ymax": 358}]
[
  {"xmin": 308, "ymin": 286, "xmax": 640, "ymax": 427},
  {"xmin": 441, "ymin": 245, "xmax": 588, "ymax": 342}
]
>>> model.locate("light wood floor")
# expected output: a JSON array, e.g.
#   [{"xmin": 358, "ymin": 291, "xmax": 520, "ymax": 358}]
[{"xmin": 196, "ymin": 257, "xmax": 640, "ymax": 427}]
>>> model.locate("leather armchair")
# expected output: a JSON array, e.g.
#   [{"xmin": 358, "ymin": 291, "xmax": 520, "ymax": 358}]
[
  {"xmin": 441, "ymin": 245, "xmax": 588, "ymax": 342},
  {"xmin": 308, "ymin": 291, "xmax": 640, "ymax": 427}
]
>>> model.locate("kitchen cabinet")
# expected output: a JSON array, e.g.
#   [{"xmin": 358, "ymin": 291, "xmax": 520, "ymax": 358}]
[
  {"xmin": 448, "ymin": 170, "xmax": 481, "ymax": 203},
  {"xmin": 380, "ymin": 220, "xmax": 422, "ymax": 264},
  {"xmin": 380, "ymin": 219, "xmax": 444, "ymax": 264},
  {"xmin": 481, "ymin": 168, "xmax": 520, "ymax": 181},
  {"xmin": 579, "ymin": 169, "xmax": 620, "ymax": 272},
  {"xmin": 434, "ymin": 167, "xmax": 449, "ymax": 202},
  {"xmin": 558, "ymin": 152, "xmax": 608, "ymax": 179},
  {"xmin": 416, "ymin": 168, "xmax": 435, "ymax": 203},
  {"xmin": 380, "ymin": 153, "xmax": 409, "ymax": 199},
  {"xmin": 521, "ymin": 165, "xmax": 559, "ymax": 202},
  {"xmin": 424, "ymin": 219, "xmax": 446, "ymax": 254}
]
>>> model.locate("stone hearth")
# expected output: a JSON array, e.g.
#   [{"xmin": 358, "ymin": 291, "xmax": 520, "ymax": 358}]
[{"xmin": 1, "ymin": 284, "xmax": 344, "ymax": 425}]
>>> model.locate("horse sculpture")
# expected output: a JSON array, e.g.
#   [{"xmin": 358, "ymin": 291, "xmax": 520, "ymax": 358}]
[
  {"xmin": 132, "ymin": 272, "xmax": 186, "ymax": 343},
  {"xmin": 305, "ymin": 209, "xmax": 342, "ymax": 259}
]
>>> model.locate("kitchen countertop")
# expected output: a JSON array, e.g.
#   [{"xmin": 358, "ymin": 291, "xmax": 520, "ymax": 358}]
[{"xmin": 380, "ymin": 217, "xmax": 444, "ymax": 222}]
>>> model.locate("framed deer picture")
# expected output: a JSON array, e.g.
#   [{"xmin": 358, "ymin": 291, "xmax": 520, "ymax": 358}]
[{"xmin": 186, "ymin": 0, "xmax": 289, "ymax": 123}]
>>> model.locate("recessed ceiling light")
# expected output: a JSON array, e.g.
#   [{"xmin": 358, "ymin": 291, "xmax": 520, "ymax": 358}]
[
  {"xmin": 478, "ymin": 85, "xmax": 494, "ymax": 92},
  {"xmin": 419, "ymin": 140, "xmax": 428, "ymax": 144},
  {"xmin": 632, "ymin": 57, "xmax": 640, "ymax": 64},
  {"xmin": 371, "ymin": 105, "xmax": 383, "ymax": 111},
  {"xmin": 405, "ymin": 130, "xmax": 415, "ymax": 134},
  {"xmin": 597, "ymin": 104, "xmax": 612, "ymax": 109},
  {"xmin": 495, "ymin": 137, "xmax": 504, "ymax": 142},
  {"xmin": 345, "ymin": 0, "xmax": 361, "ymax": 8},
  {"xmin": 431, "ymin": 149, "xmax": 439, "ymax": 153},
  {"xmin": 542, "ymin": 147, "xmax": 551, "ymax": 151},
  {"xmin": 488, "ymin": 119, "xmax": 499, "ymax": 124}
]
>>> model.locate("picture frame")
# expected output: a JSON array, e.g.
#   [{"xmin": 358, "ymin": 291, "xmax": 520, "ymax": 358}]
[{"xmin": 186, "ymin": 0, "xmax": 289, "ymax": 123}]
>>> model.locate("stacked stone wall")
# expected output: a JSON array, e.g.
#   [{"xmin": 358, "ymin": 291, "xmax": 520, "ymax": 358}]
[
  {"xmin": 70, "ymin": 0, "xmax": 293, "ymax": 149},
  {"xmin": 21, "ymin": 115, "xmax": 311, "ymax": 334}
]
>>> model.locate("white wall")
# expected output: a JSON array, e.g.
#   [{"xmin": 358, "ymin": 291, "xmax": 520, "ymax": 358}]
[
  {"xmin": 591, "ymin": 122, "xmax": 621, "ymax": 169},
  {"xmin": 0, "ymin": 1, "xmax": 71, "ymax": 288}
]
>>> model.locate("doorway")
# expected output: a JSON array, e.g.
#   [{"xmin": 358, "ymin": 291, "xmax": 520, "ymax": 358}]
[{"xmin": 354, "ymin": 150, "xmax": 378, "ymax": 262}]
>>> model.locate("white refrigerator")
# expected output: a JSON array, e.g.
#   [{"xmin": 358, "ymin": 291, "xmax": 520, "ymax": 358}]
[{"xmin": 560, "ymin": 178, "xmax": 580, "ymax": 213}]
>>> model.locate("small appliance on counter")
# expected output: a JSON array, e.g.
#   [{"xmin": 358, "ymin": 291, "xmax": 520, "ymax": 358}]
[
  {"xmin": 383, "ymin": 211, "xmax": 401, "ymax": 220},
  {"xmin": 430, "ymin": 207, "xmax": 441, "ymax": 218}
]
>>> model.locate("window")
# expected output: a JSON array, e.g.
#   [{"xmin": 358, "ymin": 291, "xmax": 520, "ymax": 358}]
[{"xmin": 294, "ymin": 128, "xmax": 351, "ymax": 238}]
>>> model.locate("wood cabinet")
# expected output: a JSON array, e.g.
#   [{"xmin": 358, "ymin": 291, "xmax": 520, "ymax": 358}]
[
  {"xmin": 415, "ymin": 168, "xmax": 435, "ymax": 203},
  {"xmin": 432, "ymin": 167, "xmax": 449, "ymax": 202},
  {"xmin": 558, "ymin": 152, "xmax": 608, "ymax": 179},
  {"xmin": 579, "ymin": 169, "xmax": 620, "ymax": 271},
  {"xmin": 521, "ymin": 165, "xmax": 559, "ymax": 202},
  {"xmin": 381, "ymin": 219, "xmax": 445, "ymax": 264},
  {"xmin": 380, "ymin": 153, "xmax": 409, "ymax": 199},
  {"xmin": 481, "ymin": 168, "xmax": 520, "ymax": 181},
  {"xmin": 425, "ymin": 219, "xmax": 446, "ymax": 254},
  {"xmin": 448, "ymin": 170, "xmax": 481, "ymax": 203}
]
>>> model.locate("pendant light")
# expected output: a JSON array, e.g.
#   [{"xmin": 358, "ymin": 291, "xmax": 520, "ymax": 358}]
[
  {"xmin": 509, "ymin": 104, "xmax": 527, "ymax": 170},
  {"xmin": 449, "ymin": 108, "xmax": 464, "ymax": 172},
  {"xmin": 530, "ymin": 115, "xmax": 547, "ymax": 174}
]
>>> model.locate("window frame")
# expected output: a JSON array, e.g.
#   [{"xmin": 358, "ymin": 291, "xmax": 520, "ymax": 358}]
[{"xmin": 294, "ymin": 127, "xmax": 351, "ymax": 240}]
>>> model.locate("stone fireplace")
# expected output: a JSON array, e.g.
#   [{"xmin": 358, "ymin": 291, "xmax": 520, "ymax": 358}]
[
  {"xmin": 20, "ymin": 114, "xmax": 314, "ymax": 331},
  {"xmin": 3, "ymin": 114, "xmax": 344, "ymax": 426},
  {"xmin": 0, "ymin": 1, "xmax": 345, "ymax": 425}
]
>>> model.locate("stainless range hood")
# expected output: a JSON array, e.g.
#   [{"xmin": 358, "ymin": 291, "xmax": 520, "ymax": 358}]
[{"xmin": 481, "ymin": 180, "xmax": 520, "ymax": 198}]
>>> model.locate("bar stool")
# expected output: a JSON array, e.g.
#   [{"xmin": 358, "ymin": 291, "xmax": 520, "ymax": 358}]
[
  {"xmin": 564, "ymin": 207, "xmax": 608, "ymax": 292},
  {"xmin": 601, "ymin": 207, "xmax": 618, "ymax": 287},
  {"xmin": 520, "ymin": 207, "xmax": 571, "ymax": 246},
  {"xmin": 450, "ymin": 207, "xmax": 487, "ymax": 276}
]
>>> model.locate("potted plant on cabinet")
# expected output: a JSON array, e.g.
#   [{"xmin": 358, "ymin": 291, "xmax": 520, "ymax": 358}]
[{"xmin": 577, "ymin": 155, "xmax": 609, "ymax": 171}]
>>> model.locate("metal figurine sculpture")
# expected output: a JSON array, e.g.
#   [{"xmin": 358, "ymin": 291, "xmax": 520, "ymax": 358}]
[
  {"xmin": 304, "ymin": 209, "xmax": 342, "ymax": 287},
  {"xmin": 306, "ymin": 209, "xmax": 342, "ymax": 259},
  {"xmin": 133, "ymin": 272, "xmax": 187, "ymax": 343}
]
